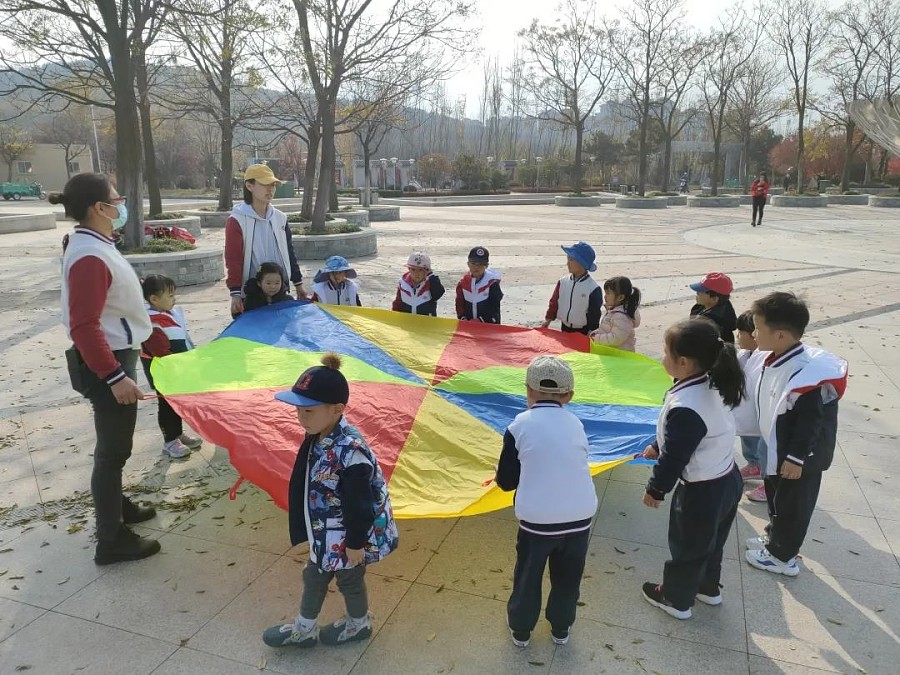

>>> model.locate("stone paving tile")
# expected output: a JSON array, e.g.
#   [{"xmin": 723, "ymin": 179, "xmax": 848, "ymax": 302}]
[
  {"xmin": 0, "ymin": 596, "xmax": 45, "ymax": 642},
  {"xmin": 55, "ymin": 530, "xmax": 279, "ymax": 643},
  {"xmin": 356, "ymin": 583, "xmax": 556, "ymax": 674},
  {"xmin": 748, "ymin": 656, "xmax": 840, "ymax": 674},
  {"xmin": 743, "ymin": 570, "xmax": 900, "ymax": 673},
  {"xmin": 151, "ymin": 647, "xmax": 267, "ymax": 675},
  {"xmin": 0, "ymin": 610, "xmax": 176, "ymax": 674},
  {"xmin": 189, "ymin": 555, "xmax": 410, "ymax": 675}
]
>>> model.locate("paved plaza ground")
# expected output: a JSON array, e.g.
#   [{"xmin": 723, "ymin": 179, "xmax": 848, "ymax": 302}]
[{"xmin": 1, "ymin": 199, "xmax": 899, "ymax": 674}]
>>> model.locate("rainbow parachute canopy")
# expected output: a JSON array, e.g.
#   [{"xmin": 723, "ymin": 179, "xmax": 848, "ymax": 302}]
[{"xmin": 152, "ymin": 301, "xmax": 669, "ymax": 518}]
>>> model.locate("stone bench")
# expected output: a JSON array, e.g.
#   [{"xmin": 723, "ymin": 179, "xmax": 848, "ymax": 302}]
[
  {"xmin": 331, "ymin": 210, "xmax": 370, "ymax": 227},
  {"xmin": 615, "ymin": 196, "xmax": 668, "ymax": 209},
  {"xmin": 687, "ymin": 196, "xmax": 740, "ymax": 208},
  {"xmin": 869, "ymin": 195, "xmax": 900, "ymax": 207},
  {"xmin": 366, "ymin": 206, "xmax": 401, "ymax": 221},
  {"xmin": 771, "ymin": 195, "xmax": 828, "ymax": 207},
  {"xmin": 827, "ymin": 194, "xmax": 869, "ymax": 205},
  {"xmin": 555, "ymin": 195, "xmax": 602, "ymax": 207},
  {"xmin": 292, "ymin": 229, "xmax": 377, "ymax": 260},
  {"xmin": 0, "ymin": 213, "xmax": 56, "ymax": 234},
  {"xmin": 125, "ymin": 246, "xmax": 224, "ymax": 287},
  {"xmin": 180, "ymin": 209, "xmax": 231, "ymax": 228}
]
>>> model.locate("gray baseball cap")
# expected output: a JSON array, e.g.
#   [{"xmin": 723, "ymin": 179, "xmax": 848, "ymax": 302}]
[{"xmin": 525, "ymin": 356, "xmax": 575, "ymax": 394}]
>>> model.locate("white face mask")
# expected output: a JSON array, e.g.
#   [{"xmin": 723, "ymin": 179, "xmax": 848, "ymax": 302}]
[{"xmin": 111, "ymin": 203, "xmax": 128, "ymax": 230}]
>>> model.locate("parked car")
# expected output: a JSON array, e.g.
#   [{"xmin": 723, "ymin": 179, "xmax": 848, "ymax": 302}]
[{"xmin": 1, "ymin": 181, "xmax": 47, "ymax": 201}]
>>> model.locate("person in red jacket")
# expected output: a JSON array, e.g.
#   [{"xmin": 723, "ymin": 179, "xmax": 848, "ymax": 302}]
[{"xmin": 751, "ymin": 172, "xmax": 770, "ymax": 228}]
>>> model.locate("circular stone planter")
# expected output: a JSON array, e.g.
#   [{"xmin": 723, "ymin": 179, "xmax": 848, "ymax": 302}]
[
  {"xmin": 0, "ymin": 212, "xmax": 56, "ymax": 234},
  {"xmin": 827, "ymin": 194, "xmax": 869, "ymax": 205},
  {"xmin": 615, "ymin": 196, "xmax": 668, "ymax": 209},
  {"xmin": 771, "ymin": 195, "xmax": 828, "ymax": 208},
  {"xmin": 663, "ymin": 195, "xmax": 687, "ymax": 206},
  {"xmin": 366, "ymin": 205, "xmax": 400, "ymax": 221},
  {"xmin": 292, "ymin": 229, "xmax": 377, "ymax": 260},
  {"xmin": 554, "ymin": 195, "xmax": 601, "ymax": 207},
  {"xmin": 868, "ymin": 195, "xmax": 900, "ymax": 207},
  {"xmin": 181, "ymin": 209, "xmax": 231, "ymax": 228},
  {"xmin": 687, "ymin": 196, "xmax": 740, "ymax": 208},
  {"xmin": 144, "ymin": 216, "xmax": 202, "ymax": 237},
  {"xmin": 125, "ymin": 246, "xmax": 224, "ymax": 287},
  {"xmin": 330, "ymin": 209, "xmax": 370, "ymax": 228}
]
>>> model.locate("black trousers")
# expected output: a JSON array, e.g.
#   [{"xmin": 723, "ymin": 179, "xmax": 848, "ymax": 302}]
[
  {"xmin": 752, "ymin": 196, "xmax": 766, "ymax": 223},
  {"xmin": 142, "ymin": 357, "xmax": 184, "ymax": 443},
  {"xmin": 664, "ymin": 466, "xmax": 742, "ymax": 609},
  {"xmin": 507, "ymin": 528, "xmax": 590, "ymax": 633},
  {"xmin": 86, "ymin": 350, "xmax": 139, "ymax": 541},
  {"xmin": 764, "ymin": 471, "xmax": 822, "ymax": 561}
]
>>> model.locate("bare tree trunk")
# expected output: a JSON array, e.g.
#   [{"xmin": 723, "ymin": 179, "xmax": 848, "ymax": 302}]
[
  {"xmin": 661, "ymin": 135, "xmax": 673, "ymax": 192},
  {"xmin": 796, "ymin": 110, "xmax": 806, "ymax": 193},
  {"xmin": 218, "ymin": 122, "xmax": 233, "ymax": 211},
  {"xmin": 573, "ymin": 122, "xmax": 584, "ymax": 194},
  {"xmin": 638, "ymin": 92, "xmax": 650, "ymax": 196},
  {"xmin": 711, "ymin": 138, "xmax": 721, "ymax": 196},
  {"xmin": 301, "ymin": 122, "xmax": 320, "ymax": 220},
  {"xmin": 311, "ymin": 104, "xmax": 335, "ymax": 233},
  {"xmin": 135, "ymin": 49, "xmax": 162, "ymax": 216},
  {"xmin": 361, "ymin": 140, "xmax": 372, "ymax": 207},
  {"xmin": 742, "ymin": 127, "xmax": 752, "ymax": 194},
  {"xmin": 840, "ymin": 121, "xmax": 855, "ymax": 193}
]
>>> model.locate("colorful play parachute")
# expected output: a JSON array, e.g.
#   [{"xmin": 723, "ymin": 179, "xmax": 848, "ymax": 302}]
[{"xmin": 152, "ymin": 301, "xmax": 670, "ymax": 518}]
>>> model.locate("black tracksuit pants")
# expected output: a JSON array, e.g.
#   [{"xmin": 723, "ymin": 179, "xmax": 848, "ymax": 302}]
[
  {"xmin": 752, "ymin": 196, "xmax": 766, "ymax": 224},
  {"xmin": 507, "ymin": 528, "xmax": 590, "ymax": 633},
  {"xmin": 664, "ymin": 466, "xmax": 742, "ymax": 609},
  {"xmin": 764, "ymin": 471, "xmax": 823, "ymax": 562}
]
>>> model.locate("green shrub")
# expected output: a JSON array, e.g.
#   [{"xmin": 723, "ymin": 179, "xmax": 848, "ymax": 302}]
[
  {"xmin": 287, "ymin": 213, "xmax": 335, "ymax": 223},
  {"xmin": 291, "ymin": 223, "xmax": 362, "ymax": 235},
  {"xmin": 131, "ymin": 238, "xmax": 196, "ymax": 253},
  {"xmin": 646, "ymin": 191, "xmax": 677, "ymax": 197},
  {"xmin": 842, "ymin": 190, "xmax": 860, "ymax": 195},
  {"xmin": 144, "ymin": 212, "xmax": 186, "ymax": 220}
]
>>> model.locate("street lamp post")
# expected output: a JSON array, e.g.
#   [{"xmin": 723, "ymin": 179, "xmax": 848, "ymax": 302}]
[
  {"xmin": 379, "ymin": 158, "xmax": 387, "ymax": 190},
  {"xmin": 408, "ymin": 158, "xmax": 416, "ymax": 185},
  {"xmin": 589, "ymin": 155, "xmax": 596, "ymax": 187},
  {"xmin": 536, "ymin": 156, "xmax": 544, "ymax": 191},
  {"xmin": 390, "ymin": 157, "xmax": 398, "ymax": 189},
  {"xmin": 517, "ymin": 158, "xmax": 526, "ymax": 184}
]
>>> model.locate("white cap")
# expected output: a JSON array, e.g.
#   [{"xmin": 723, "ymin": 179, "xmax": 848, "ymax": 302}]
[
  {"xmin": 525, "ymin": 356, "xmax": 574, "ymax": 394},
  {"xmin": 407, "ymin": 251, "xmax": 431, "ymax": 270}
]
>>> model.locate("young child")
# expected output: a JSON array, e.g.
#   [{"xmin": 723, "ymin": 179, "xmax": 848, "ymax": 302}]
[
  {"xmin": 589, "ymin": 276, "xmax": 642, "ymax": 351},
  {"xmin": 310, "ymin": 256, "xmax": 362, "ymax": 306},
  {"xmin": 541, "ymin": 242, "xmax": 603, "ymax": 334},
  {"xmin": 733, "ymin": 311, "xmax": 767, "ymax": 502},
  {"xmin": 263, "ymin": 354, "xmax": 399, "ymax": 648},
  {"xmin": 243, "ymin": 262, "xmax": 292, "ymax": 311},
  {"xmin": 455, "ymin": 246, "xmax": 502, "ymax": 324},
  {"xmin": 640, "ymin": 318, "xmax": 744, "ymax": 620},
  {"xmin": 140, "ymin": 275, "xmax": 202, "ymax": 459},
  {"xmin": 690, "ymin": 272, "xmax": 737, "ymax": 342},
  {"xmin": 496, "ymin": 356, "xmax": 597, "ymax": 647},
  {"xmin": 745, "ymin": 292, "xmax": 847, "ymax": 577},
  {"xmin": 392, "ymin": 251, "xmax": 445, "ymax": 316}
]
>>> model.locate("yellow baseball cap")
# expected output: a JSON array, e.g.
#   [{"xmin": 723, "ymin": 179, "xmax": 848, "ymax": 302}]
[{"xmin": 244, "ymin": 164, "xmax": 283, "ymax": 185}]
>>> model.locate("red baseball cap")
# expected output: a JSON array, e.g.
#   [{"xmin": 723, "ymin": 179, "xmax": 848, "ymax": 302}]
[{"xmin": 690, "ymin": 272, "xmax": 733, "ymax": 296}]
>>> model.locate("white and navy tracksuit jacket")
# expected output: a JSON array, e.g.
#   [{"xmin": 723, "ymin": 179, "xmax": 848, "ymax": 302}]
[
  {"xmin": 646, "ymin": 374, "xmax": 737, "ymax": 500},
  {"xmin": 544, "ymin": 273, "xmax": 603, "ymax": 334},
  {"xmin": 496, "ymin": 401, "xmax": 598, "ymax": 535},
  {"xmin": 310, "ymin": 279, "xmax": 362, "ymax": 306},
  {"xmin": 455, "ymin": 269, "xmax": 503, "ymax": 324}
]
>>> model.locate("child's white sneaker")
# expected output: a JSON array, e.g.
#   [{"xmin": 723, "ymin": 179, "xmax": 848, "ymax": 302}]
[
  {"xmin": 179, "ymin": 433, "xmax": 202, "ymax": 449},
  {"xmin": 319, "ymin": 613, "xmax": 372, "ymax": 645},
  {"xmin": 745, "ymin": 548, "xmax": 800, "ymax": 577},
  {"xmin": 745, "ymin": 535, "xmax": 769, "ymax": 549},
  {"xmin": 162, "ymin": 439, "xmax": 191, "ymax": 459},
  {"xmin": 262, "ymin": 621, "xmax": 318, "ymax": 648}
]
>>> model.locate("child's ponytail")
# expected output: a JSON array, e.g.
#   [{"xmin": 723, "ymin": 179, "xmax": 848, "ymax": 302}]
[
  {"xmin": 604, "ymin": 276, "xmax": 641, "ymax": 319},
  {"xmin": 709, "ymin": 342, "xmax": 744, "ymax": 408},
  {"xmin": 624, "ymin": 286, "xmax": 641, "ymax": 319},
  {"xmin": 665, "ymin": 318, "xmax": 745, "ymax": 408}
]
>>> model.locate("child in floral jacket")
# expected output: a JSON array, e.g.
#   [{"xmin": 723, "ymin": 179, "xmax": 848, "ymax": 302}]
[{"xmin": 263, "ymin": 353, "xmax": 399, "ymax": 649}]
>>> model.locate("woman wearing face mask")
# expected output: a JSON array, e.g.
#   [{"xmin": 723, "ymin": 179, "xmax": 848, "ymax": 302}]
[{"xmin": 53, "ymin": 173, "xmax": 162, "ymax": 565}]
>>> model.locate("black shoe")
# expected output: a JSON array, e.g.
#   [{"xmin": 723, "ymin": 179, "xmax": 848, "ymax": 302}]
[
  {"xmin": 696, "ymin": 581, "xmax": 723, "ymax": 606},
  {"xmin": 751, "ymin": 220, "xmax": 756, "ymax": 227},
  {"xmin": 122, "ymin": 496, "xmax": 157, "ymax": 524},
  {"xmin": 95, "ymin": 526, "xmax": 161, "ymax": 565},
  {"xmin": 641, "ymin": 582, "xmax": 691, "ymax": 619},
  {"xmin": 551, "ymin": 626, "xmax": 570, "ymax": 645}
]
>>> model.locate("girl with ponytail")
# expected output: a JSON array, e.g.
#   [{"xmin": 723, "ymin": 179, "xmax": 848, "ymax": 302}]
[
  {"xmin": 590, "ymin": 276, "xmax": 642, "ymax": 351},
  {"xmin": 638, "ymin": 318, "xmax": 744, "ymax": 620}
]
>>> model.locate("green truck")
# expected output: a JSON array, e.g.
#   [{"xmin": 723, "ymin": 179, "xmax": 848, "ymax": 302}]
[{"xmin": 1, "ymin": 181, "xmax": 47, "ymax": 201}]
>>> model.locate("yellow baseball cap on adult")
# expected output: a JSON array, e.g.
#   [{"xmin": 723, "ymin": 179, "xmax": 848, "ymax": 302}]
[{"xmin": 244, "ymin": 164, "xmax": 283, "ymax": 185}]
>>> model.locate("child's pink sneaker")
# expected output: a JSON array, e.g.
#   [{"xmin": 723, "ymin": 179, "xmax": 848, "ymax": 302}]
[
  {"xmin": 746, "ymin": 484, "xmax": 767, "ymax": 502},
  {"xmin": 740, "ymin": 465, "xmax": 762, "ymax": 481}
]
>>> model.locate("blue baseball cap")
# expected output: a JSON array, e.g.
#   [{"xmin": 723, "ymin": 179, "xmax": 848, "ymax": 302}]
[
  {"xmin": 275, "ymin": 359, "xmax": 350, "ymax": 407},
  {"xmin": 561, "ymin": 241, "xmax": 597, "ymax": 272}
]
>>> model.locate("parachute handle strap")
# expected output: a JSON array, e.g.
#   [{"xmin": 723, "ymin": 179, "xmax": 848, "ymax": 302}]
[{"xmin": 229, "ymin": 476, "xmax": 246, "ymax": 501}]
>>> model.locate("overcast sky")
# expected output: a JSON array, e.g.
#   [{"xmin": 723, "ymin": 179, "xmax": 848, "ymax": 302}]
[{"xmin": 447, "ymin": 0, "xmax": 844, "ymax": 119}]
